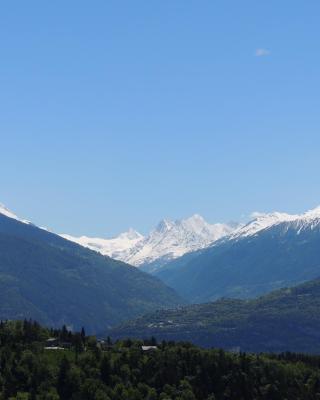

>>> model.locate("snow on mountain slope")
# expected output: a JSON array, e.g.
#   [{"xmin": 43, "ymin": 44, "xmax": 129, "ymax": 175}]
[
  {"xmin": 61, "ymin": 229, "xmax": 144, "ymax": 260},
  {"xmin": 62, "ymin": 214, "xmax": 239, "ymax": 269},
  {"xmin": 3, "ymin": 200, "xmax": 320, "ymax": 272},
  {"xmin": 127, "ymin": 215, "xmax": 238, "ymax": 268},
  {"xmin": 155, "ymin": 205, "xmax": 320, "ymax": 303},
  {"xmin": 227, "ymin": 206, "xmax": 320, "ymax": 241},
  {"xmin": 0, "ymin": 204, "xmax": 30, "ymax": 224}
]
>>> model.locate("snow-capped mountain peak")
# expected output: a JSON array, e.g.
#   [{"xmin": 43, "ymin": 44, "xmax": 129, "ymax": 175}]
[
  {"xmin": 180, "ymin": 214, "xmax": 208, "ymax": 233},
  {"xmin": 231, "ymin": 212, "xmax": 296, "ymax": 238},
  {"xmin": 184, "ymin": 213, "xmax": 206, "ymax": 224},
  {"xmin": 228, "ymin": 206, "xmax": 320, "ymax": 240},
  {"xmin": 62, "ymin": 214, "xmax": 240, "ymax": 270},
  {"xmin": 304, "ymin": 205, "xmax": 320, "ymax": 219},
  {"xmin": 118, "ymin": 228, "xmax": 143, "ymax": 241},
  {"xmin": 155, "ymin": 219, "xmax": 174, "ymax": 234},
  {"xmin": 121, "ymin": 214, "xmax": 240, "ymax": 269}
]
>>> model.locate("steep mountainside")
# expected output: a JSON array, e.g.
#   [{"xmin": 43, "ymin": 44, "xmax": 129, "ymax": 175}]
[
  {"xmin": 110, "ymin": 278, "xmax": 320, "ymax": 353},
  {"xmin": 0, "ymin": 207, "xmax": 183, "ymax": 333},
  {"xmin": 62, "ymin": 214, "xmax": 238, "ymax": 272},
  {"xmin": 155, "ymin": 207, "xmax": 320, "ymax": 302}
]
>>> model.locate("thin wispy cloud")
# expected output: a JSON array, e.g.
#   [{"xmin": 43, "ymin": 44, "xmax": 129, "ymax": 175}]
[{"xmin": 255, "ymin": 48, "xmax": 271, "ymax": 57}]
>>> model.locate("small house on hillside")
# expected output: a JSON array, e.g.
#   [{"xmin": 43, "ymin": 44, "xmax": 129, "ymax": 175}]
[
  {"xmin": 141, "ymin": 346, "xmax": 158, "ymax": 351},
  {"xmin": 45, "ymin": 338, "xmax": 59, "ymax": 347},
  {"xmin": 44, "ymin": 338, "xmax": 71, "ymax": 350}
]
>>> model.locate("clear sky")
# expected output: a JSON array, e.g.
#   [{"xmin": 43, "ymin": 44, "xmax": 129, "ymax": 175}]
[{"xmin": 1, "ymin": 1, "xmax": 320, "ymax": 236}]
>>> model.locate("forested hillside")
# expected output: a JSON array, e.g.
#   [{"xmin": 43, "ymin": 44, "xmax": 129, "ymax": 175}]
[
  {"xmin": 2, "ymin": 320, "xmax": 320, "ymax": 399},
  {"xmin": 110, "ymin": 278, "xmax": 320, "ymax": 353}
]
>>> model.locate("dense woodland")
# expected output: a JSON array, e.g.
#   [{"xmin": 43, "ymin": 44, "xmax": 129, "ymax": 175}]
[{"xmin": 1, "ymin": 321, "xmax": 320, "ymax": 399}]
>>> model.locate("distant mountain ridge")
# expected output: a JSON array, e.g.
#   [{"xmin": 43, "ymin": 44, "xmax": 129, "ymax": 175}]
[
  {"xmin": 62, "ymin": 228, "xmax": 144, "ymax": 264},
  {"xmin": 227, "ymin": 206, "xmax": 320, "ymax": 240},
  {"xmin": 155, "ymin": 205, "xmax": 320, "ymax": 302},
  {"xmin": 62, "ymin": 214, "xmax": 239, "ymax": 271},
  {"xmin": 109, "ymin": 277, "xmax": 320, "ymax": 353},
  {"xmin": 0, "ymin": 204, "xmax": 183, "ymax": 333}
]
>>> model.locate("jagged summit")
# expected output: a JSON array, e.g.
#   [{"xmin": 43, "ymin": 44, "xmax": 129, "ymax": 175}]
[
  {"xmin": 154, "ymin": 204, "xmax": 320, "ymax": 304},
  {"xmin": 62, "ymin": 214, "xmax": 239, "ymax": 270},
  {"xmin": 180, "ymin": 214, "xmax": 210, "ymax": 233},
  {"xmin": 155, "ymin": 219, "xmax": 174, "ymax": 234},
  {"xmin": 5, "ymin": 200, "xmax": 320, "ymax": 273}
]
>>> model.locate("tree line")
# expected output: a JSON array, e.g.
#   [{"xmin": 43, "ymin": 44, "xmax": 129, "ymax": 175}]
[{"xmin": 1, "ymin": 320, "xmax": 320, "ymax": 399}]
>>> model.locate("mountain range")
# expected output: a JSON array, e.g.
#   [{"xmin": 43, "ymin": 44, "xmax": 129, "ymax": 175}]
[
  {"xmin": 155, "ymin": 206, "xmax": 320, "ymax": 302},
  {"xmin": 2, "ymin": 200, "xmax": 320, "ymax": 347},
  {"xmin": 0, "ymin": 204, "xmax": 183, "ymax": 333},
  {"xmin": 110, "ymin": 277, "xmax": 320, "ymax": 353},
  {"xmin": 62, "ymin": 214, "xmax": 238, "ymax": 272},
  {"xmin": 61, "ymin": 205, "xmax": 320, "ymax": 304}
]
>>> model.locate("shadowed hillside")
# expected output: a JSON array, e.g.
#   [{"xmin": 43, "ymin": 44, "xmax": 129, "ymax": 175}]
[
  {"xmin": 0, "ymin": 214, "xmax": 183, "ymax": 333},
  {"xmin": 110, "ymin": 278, "xmax": 320, "ymax": 353}
]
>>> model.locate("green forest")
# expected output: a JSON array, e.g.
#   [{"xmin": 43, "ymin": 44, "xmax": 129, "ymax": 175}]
[{"xmin": 1, "ymin": 320, "xmax": 320, "ymax": 399}]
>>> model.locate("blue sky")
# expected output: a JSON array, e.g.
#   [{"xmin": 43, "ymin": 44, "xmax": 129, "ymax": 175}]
[{"xmin": 1, "ymin": 1, "xmax": 320, "ymax": 236}]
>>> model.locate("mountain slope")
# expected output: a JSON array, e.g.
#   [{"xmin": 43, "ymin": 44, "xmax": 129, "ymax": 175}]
[
  {"xmin": 62, "ymin": 214, "xmax": 238, "ymax": 272},
  {"xmin": 0, "ymin": 208, "xmax": 183, "ymax": 333},
  {"xmin": 61, "ymin": 228, "xmax": 144, "ymax": 262},
  {"xmin": 110, "ymin": 278, "xmax": 320, "ymax": 353},
  {"xmin": 130, "ymin": 215, "xmax": 239, "ymax": 272},
  {"xmin": 155, "ymin": 206, "xmax": 320, "ymax": 302}
]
